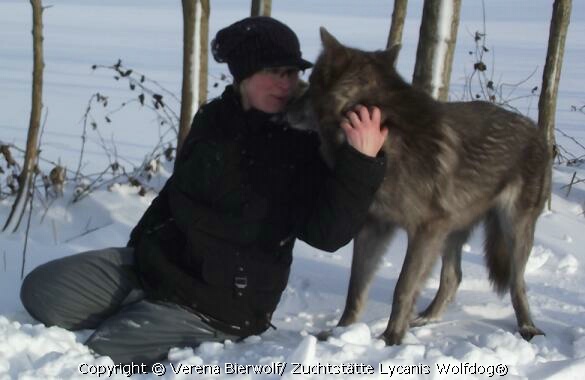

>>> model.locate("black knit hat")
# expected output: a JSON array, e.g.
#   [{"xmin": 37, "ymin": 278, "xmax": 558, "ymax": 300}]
[{"xmin": 211, "ymin": 16, "xmax": 312, "ymax": 82}]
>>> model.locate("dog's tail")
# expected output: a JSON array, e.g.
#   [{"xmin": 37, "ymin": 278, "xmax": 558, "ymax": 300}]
[{"xmin": 483, "ymin": 209, "xmax": 511, "ymax": 295}]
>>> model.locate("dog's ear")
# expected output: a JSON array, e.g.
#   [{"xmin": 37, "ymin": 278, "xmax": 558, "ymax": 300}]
[
  {"xmin": 384, "ymin": 44, "xmax": 401, "ymax": 67},
  {"xmin": 318, "ymin": 26, "xmax": 350, "ymax": 67},
  {"xmin": 320, "ymin": 27, "xmax": 343, "ymax": 51}
]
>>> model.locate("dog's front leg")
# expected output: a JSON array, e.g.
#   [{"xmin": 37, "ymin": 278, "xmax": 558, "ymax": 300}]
[
  {"xmin": 317, "ymin": 219, "xmax": 395, "ymax": 342},
  {"xmin": 338, "ymin": 219, "xmax": 396, "ymax": 326},
  {"xmin": 381, "ymin": 223, "xmax": 448, "ymax": 345}
]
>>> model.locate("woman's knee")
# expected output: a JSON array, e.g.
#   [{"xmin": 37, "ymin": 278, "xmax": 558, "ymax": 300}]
[
  {"xmin": 20, "ymin": 249, "xmax": 138, "ymax": 330},
  {"xmin": 20, "ymin": 261, "xmax": 60, "ymax": 326}
]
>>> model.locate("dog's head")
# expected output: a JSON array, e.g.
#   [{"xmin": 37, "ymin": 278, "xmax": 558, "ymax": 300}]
[{"xmin": 287, "ymin": 28, "xmax": 404, "ymax": 158}]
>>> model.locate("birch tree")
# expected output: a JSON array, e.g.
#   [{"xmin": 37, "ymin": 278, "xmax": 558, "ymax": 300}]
[
  {"xmin": 386, "ymin": 0, "xmax": 408, "ymax": 49},
  {"xmin": 177, "ymin": 0, "xmax": 210, "ymax": 159},
  {"xmin": 412, "ymin": 0, "xmax": 461, "ymax": 101},
  {"xmin": 538, "ymin": 0, "xmax": 572, "ymax": 208},
  {"xmin": 251, "ymin": 0, "xmax": 272, "ymax": 17},
  {"xmin": 3, "ymin": 0, "xmax": 44, "ymax": 233}
]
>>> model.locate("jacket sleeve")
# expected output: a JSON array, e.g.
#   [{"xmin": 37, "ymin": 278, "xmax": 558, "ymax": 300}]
[
  {"xmin": 293, "ymin": 143, "xmax": 386, "ymax": 252},
  {"xmin": 126, "ymin": 182, "xmax": 171, "ymax": 247}
]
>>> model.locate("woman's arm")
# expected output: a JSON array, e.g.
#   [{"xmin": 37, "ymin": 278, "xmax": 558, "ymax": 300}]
[{"xmin": 293, "ymin": 107, "xmax": 387, "ymax": 252}]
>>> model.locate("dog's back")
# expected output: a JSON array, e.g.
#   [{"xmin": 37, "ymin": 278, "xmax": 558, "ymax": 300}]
[{"xmin": 375, "ymin": 98, "xmax": 548, "ymax": 233}]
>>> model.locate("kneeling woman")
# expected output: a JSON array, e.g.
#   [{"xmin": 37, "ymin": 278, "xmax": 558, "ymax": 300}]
[{"xmin": 20, "ymin": 16, "xmax": 388, "ymax": 364}]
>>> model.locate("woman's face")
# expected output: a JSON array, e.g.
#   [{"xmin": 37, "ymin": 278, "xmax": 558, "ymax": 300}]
[{"xmin": 240, "ymin": 67, "xmax": 300, "ymax": 114}]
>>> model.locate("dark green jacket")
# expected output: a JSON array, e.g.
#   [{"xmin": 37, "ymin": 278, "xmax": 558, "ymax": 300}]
[{"xmin": 129, "ymin": 86, "xmax": 386, "ymax": 337}]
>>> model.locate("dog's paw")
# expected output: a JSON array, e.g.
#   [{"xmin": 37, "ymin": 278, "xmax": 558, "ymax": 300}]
[
  {"xmin": 519, "ymin": 325, "xmax": 545, "ymax": 341},
  {"xmin": 315, "ymin": 329, "xmax": 334, "ymax": 341},
  {"xmin": 410, "ymin": 314, "xmax": 438, "ymax": 327},
  {"xmin": 379, "ymin": 331, "xmax": 403, "ymax": 346}
]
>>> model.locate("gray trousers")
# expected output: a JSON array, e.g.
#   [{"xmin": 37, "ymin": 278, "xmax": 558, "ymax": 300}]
[{"xmin": 20, "ymin": 247, "xmax": 236, "ymax": 364}]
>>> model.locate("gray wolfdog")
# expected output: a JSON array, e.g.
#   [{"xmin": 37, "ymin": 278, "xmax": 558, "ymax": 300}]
[{"xmin": 287, "ymin": 28, "xmax": 551, "ymax": 345}]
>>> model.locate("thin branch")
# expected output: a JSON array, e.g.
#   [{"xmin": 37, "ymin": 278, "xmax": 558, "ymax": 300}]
[
  {"xmin": 21, "ymin": 106, "xmax": 48, "ymax": 278},
  {"xmin": 62, "ymin": 221, "xmax": 113, "ymax": 243},
  {"xmin": 556, "ymin": 127, "xmax": 585, "ymax": 153}
]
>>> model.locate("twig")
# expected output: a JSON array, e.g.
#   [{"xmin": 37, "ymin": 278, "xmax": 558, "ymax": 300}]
[
  {"xmin": 22, "ymin": 174, "xmax": 35, "ymax": 279},
  {"xmin": 93, "ymin": 62, "xmax": 181, "ymax": 104},
  {"xmin": 84, "ymin": 216, "xmax": 92, "ymax": 232},
  {"xmin": 3, "ymin": 142, "xmax": 77, "ymax": 178},
  {"xmin": 554, "ymin": 143, "xmax": 578, "ymax": 164},
  {"xmin": 51, "ymin": 218, "xmax": 57, "ymax": 245},
  {"xmin": 71, "ymin": 165, "xmax": 112, "ymax": 203},
  {"xmin": 565, "ymin": 172, "xmax": 577, "ymax": 197},
  {"xmin": 461, "ymin": 5, "xmax": 538, "ymax": 111},
  {"xmin": 75, "ymin": 93, "xmax": 98, "ymax": 181},
  {"xmin": 556, "ymin": 127, "xmax": 585, "ymax": 152},
  {"xmin": 63, "ymin": 221, "xmax": 113, "ymax": 243},
  {"xmin": 21, "ymin": 107, "xmax": 48, "ymax": 279},
  {"xmin": 39, "ymin": 196, "xmax": 56, "ymax": 224},
  {"xmin": 560, "ymin": 175, "xmax": 585, "ymax": 193}
]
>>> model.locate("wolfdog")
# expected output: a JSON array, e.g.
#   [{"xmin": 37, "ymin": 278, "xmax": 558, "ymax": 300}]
[{"xmin": 287, "ymin": 28, "xmax": 551, "ymax": 345}]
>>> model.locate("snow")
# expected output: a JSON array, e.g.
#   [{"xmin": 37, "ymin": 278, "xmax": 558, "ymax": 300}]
[{"xmin": 1, "ymin": 0, "xmax": 585, "ymax": 379}]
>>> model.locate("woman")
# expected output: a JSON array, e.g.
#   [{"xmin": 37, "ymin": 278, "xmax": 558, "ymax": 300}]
[{"xmin": 20, "ymin": 16, "xmax": 388, "ymax": 364}]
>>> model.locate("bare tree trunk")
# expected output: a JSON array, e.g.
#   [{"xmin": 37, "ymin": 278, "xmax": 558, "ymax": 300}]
[
  {"xmin": 412, "ymin": 0, "xmax": 461, "ymax": 101},
  {"xmin": 198, "ymin": 1, "xmax": 210, "ymax": 116},
  {"xmin": 538, "ymin": 0, "xmax": 572, "ymax": 209},
  {"xmin": 386, "ymin": 0, "xmax": 408, "ymax": 49},
  {"xmin": 251, "ymin": 0, "xmax": 272, "ymax": 17},
  {"xmin": 177, "ymin": 0, "xmax": 210, "ymax": 161},
  {"xmin": 3, "ymin": 0, "xmax": 44, "ymax": 233}
]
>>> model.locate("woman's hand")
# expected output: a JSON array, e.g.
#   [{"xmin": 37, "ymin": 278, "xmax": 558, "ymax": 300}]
[{"xmin": 341, "ymin": 105, "xmax": 388, "ymax": 157}]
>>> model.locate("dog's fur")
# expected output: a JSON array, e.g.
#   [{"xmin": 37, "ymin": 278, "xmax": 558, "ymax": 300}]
[{"xmin": 287, "ymin": 28, "xmax": 551, "ymax": 345}]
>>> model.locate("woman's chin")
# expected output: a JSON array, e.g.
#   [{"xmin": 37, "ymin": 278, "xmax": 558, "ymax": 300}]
[{"xmin": 259, "ymin": 101, "xmax": 287, "ymax": 114}]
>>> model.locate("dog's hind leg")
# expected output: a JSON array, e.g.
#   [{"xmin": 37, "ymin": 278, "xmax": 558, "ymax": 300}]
[
  {"xmin": 486, "ymin": 203, "xmax": 544, "ymax": 340},
  {"xmin": 411, "ymin": 228, "xmax": 471, "ymax": 327},
  {"xmin": 382, "ymin": 222, "xmax": 448, "ymax": 345},
  {"xmin": 508, "ymin": 210, "xmax": 544, "ymax": 340},
  {"xmin": 317, "ymin": 218, "xmax": 395, "ymax": 341}
]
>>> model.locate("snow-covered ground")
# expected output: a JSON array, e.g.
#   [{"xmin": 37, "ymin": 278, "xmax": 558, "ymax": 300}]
[{"xmin": 1, "ymin": 0, "xmax": 585, "ymax": 379}]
